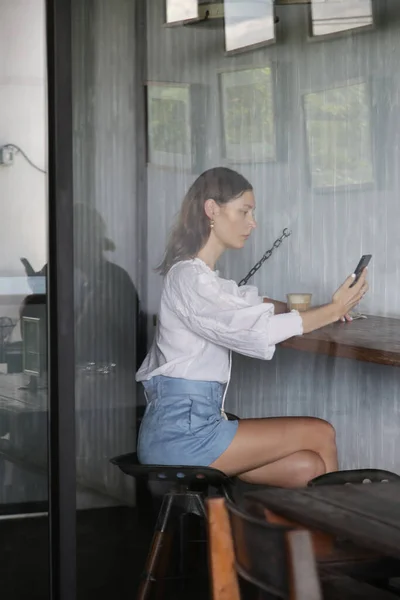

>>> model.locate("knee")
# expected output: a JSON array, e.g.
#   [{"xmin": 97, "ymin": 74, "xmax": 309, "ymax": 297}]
[
  {"xmin": 308, "ymin": 417, "xmax": 336, "ymax": 447},
  {"xmin": 294, "ymin": 450, "xmax": 326, "ymax": 486},
  {"xmin": 318, "ymin": 418, "xmax": 336, "ymax": 440}
]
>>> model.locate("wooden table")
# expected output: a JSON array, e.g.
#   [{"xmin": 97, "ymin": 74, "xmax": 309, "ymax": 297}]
[
  {"xmin": 281, "ymin": 315, "xmax": 400, "ymax": 368},
  {"xmin": 246, "ymin": 482, "xmax": 400, "ymax": 559}
]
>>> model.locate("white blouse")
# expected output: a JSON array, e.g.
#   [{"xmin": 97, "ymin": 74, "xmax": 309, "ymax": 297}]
[{"xmin": 136, "ymin": 258, "xmax": 303, "ymax": 386}]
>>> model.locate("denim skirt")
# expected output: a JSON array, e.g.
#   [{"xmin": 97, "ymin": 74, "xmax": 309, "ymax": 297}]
[{"xmin": 137, "ymin": 375, "xmax": 239, "ymax": 466}]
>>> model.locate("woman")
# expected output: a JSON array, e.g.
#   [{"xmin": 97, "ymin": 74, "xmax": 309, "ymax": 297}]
[{"xmin": 136, "ymin": 167, "xmax": 368, "ymax": 487}]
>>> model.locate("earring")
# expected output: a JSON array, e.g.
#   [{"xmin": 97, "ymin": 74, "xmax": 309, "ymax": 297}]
[{"xmin": 210, "ymin": 219, "xmax": 215, "ymax": 229}]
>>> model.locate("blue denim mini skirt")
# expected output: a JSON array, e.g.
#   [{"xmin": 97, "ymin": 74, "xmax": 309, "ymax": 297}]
[{"xmin": 137, "ymin": 375, "xmax": 239, "ymax": 466}]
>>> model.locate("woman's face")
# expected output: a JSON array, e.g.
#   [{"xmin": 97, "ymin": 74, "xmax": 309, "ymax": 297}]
[{"xmin": 213, "ymin": 190, "xmax": 257, "ymax": 250}]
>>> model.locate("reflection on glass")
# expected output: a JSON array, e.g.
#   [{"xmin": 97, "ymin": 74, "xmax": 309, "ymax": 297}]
[
  {"xmin": 73, "ymin": 198, "xmax": 141, "ymax": 509},
  {"xmin": 147, "ymin": 83, "xmax": 192, "ymax": 169},
  {"xmin": 304, "ymin": 81, "xmax": 374, "ymax": 190},
  {"xmin": 22, "ymin": 317, "xmax": 41, "ymax": 374},
  {"xmin": 166, "ymin": 0, "xmax": 198, "ymax": 24},
  {"xmin": 220, "ymin": 67, "xmax": 276, "ymax": 162},
  {"xmin": 224, "ymin": 0, "xmax": 275, "ymax": 53},
  {"xmin": 311, "ymin": 0, "xmax": 373, "ymax": 37},
  {"xmin": 74, "ymin": 203, "xmax": 140, "ymax": 371},
  {"xmin": 0, "ymin": 0, "xmax": 48, "ymax": 519},
  {"xmin": 72, "ymin": 0, "xmax": 144, "ymax": 537}
]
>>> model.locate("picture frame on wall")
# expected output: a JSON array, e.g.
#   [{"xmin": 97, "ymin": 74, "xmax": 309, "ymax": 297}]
[
  {"xmin": 163, "ymin": 0, "xmax": 200, "ymax": 26},
  {"xmin": 146, "ymin": 82, "xmax": 206, "ymax": 173},
  {"xmin": 306, "ymin": 0, "xmax": 375, "ymax": 41},
  {"xmin": 224, "ymin": 0, "xmax": 276, "ymax": 55},
  {"xmin": 219, "ymin": 65, "xmax": 277, "ymax": 163},
  {"xmin": 303, "ymin": 79, "xmax": 375, "ymax": 192}
]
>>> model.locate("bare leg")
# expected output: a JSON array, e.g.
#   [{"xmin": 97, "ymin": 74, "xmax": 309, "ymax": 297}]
[
  {"xmin": 210, "ymin": 416, "xmax": 338, "ymax": 486},
  {"xmin": 238, "ymin": 450, "xmax": 326, "ymax": 487}
]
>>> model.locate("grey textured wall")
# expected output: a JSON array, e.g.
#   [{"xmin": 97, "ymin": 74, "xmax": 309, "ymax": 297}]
[
  {"xmin": 72, "ymin": 0, "xmax": 140, "ymax": 506},
  {"xmin": 145, "ymin": 0, "xmax": 400, "ymax": 471}
]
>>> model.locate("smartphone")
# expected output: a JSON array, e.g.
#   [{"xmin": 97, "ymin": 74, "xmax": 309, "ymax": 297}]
[{"xmin": 349, "ymin": 254, "xmax": 372, "ymax": 288}]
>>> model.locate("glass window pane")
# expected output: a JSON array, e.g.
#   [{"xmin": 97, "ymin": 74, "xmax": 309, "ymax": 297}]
[
  {"xmin": 72, "ymin": 0, "xmax": 144, "ymax": 593},
  {"xmin": 0, "ymin": 0, "xmax": 49, "ymax": 597},
  {"xmin": 69, "ymin": 0, "xmax": 400, "ymax": 595}
]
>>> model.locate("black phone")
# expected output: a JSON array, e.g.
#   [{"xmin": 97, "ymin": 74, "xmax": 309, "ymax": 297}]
[{"xmin": 349, "ymin": 254, "xmax": 372, "ymax": 288}]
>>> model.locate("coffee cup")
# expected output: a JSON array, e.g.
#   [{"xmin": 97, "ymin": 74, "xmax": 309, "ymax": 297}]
[{"xmin": 287, "ymin": 293, "xmax": 312, "ymax": 312}]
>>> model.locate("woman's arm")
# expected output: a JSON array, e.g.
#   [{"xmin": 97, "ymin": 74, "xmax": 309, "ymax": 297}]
[
  {"xmin": 166, "ymin": 263, "xmax": 303, "ymax": 360},
  {"xmin": 263, "ymin": 297, "xmax": 346, "ymax": 329},
  {"xmin": 165, "ymin": 263, "xmax": 368, "ymax": 360},
  {"xmin": 265, "ymin": 268, "xmax": 369, "ymax": 330},
  {"xmin": 301, "ymin": 271, "xmax": 368, "ymax": 334}
]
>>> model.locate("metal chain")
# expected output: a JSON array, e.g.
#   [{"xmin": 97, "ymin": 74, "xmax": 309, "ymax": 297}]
[{"xmin": 238, "ymin": 228, "xmax": 292, "ymax": 287}]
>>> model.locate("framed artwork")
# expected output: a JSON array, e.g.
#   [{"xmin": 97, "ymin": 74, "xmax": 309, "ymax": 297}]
[
  {"xmin": 219, "ymin": 66, "xmax": 277, "ymax": 163},
  {"xmin": 308, "ymin": 0, "xmax": 374, "ymax": 40},
  {"xmin": 369, "ymin": 75, "xmax": 394, "ymax": 191},
  {"xmin": 164, "ymin": 0, "xmax": 199, "ymax": 26},
  {"xmin": 303, "ymin": 79, "xmax": 374, "ymax": 191},
  {"xmin": 224, "ymin": 0, "xmax": 276, "ymax": 55},
  {"xmin": 146, "ymin": 82, "xmax": 206, "ymax": 172}
]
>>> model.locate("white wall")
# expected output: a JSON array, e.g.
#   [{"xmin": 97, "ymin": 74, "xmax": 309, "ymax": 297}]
[{"xmin": 0, "ymin": 0, "xmax": 47, "ymax": 293}]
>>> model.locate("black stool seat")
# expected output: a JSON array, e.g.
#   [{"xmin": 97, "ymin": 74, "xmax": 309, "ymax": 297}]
[
  {"xmin": 111, "ymin": 451, "xmax": 232, "ymax": 491},
  {"xmin": 309, "ymin": 468, "xmax": 400, "ymax": 487},
  {"xmin": 111, "ymin": 452, "xmax": 234, "ymax": 599}
]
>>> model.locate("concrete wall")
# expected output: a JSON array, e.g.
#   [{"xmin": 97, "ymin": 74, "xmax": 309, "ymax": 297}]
[
  {"xmin": 145, "ymin": 0, "xmax": 400, "ymax": 472},
  {"xmin": 72, "ymin": 0, "xmax": 141, "ymax": 507}
]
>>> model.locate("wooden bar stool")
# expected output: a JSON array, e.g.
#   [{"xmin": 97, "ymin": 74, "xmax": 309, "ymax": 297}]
[
  {"xmin": 111, "ymin": 410, "xmax": 239, "ymax": 598},
  {"xmin": 111, "ymin": 406, "xmax": 243, "ymax": 600},
  {"xmin": 111, "ymin": 452, "xmax": 234, "ymax": 599}
]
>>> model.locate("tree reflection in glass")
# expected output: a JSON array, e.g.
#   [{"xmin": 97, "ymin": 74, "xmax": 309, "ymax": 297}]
[
  {"xmin": 304, "ymin": 81, "xmax": 374, "ymax": 190},
  {"xmin": 221, "ymin": 66, "xmax": 276, "ymax": 162}
]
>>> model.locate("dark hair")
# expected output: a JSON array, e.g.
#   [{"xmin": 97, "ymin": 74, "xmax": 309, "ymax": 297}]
[{"xmin": 157, "ymin": 167, "xmax": 253, "ymax": 275}]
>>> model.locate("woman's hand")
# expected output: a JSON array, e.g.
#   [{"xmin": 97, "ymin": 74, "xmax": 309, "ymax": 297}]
[
  {"xmin": 339, "ymin": 313, "xmax": 353, "ymax": 323},
  {"xmin": 299, "ymin": 268, "xmax": 369, "ymax": 335},
  {"xmin": 332, "ymin": 269, "xmax": 369, "ymax": 319}
]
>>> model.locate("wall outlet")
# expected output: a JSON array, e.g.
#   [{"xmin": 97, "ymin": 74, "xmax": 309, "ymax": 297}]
[{"xmin": 0, "ymin": 146, "xmax": 14, "ymax": 166}]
